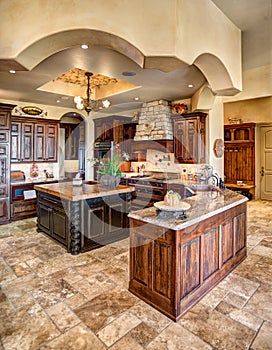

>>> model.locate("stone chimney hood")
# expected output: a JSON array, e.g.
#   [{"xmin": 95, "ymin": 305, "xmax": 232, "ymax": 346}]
[{"xmin": 134, "ymin": 100, "xmax": 173, "ymax": 141}]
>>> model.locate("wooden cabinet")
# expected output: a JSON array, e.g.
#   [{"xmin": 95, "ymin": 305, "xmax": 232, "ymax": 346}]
[
  {"xmin": 10, "ymin": 199, "xmax": 37, "ymax": 220},
  {"xmin": 36, "ymin": 189, "xmax": 131, "ymax": 253},
  {"xmin": 94, "ymin": 116, "xmax": 137, "ymax": 158},
  {"xmin": 82, "ymin": 193, "xmax": 129, "ymax": 249},
  {"xmin": 0, "ymin": 103, "xmax": 16, "ymax": 224},
  {"xmin": 129, "ymin": 202, "xmax": 247, "ymax": 321},
  {"xmin": 224, "ymin": 123, "xmax": 255, "ymax": 187},
  {"xmin": 37, "ymin": 192, "xmax": 69, "ymax": 246},
  {"xmin": 11, "ymin": 122, "xmax": 34, "ymax": 162},
  {"xmin": 34, "ymin": 123, "xmax": 58, "ymax": 162},
  {"xmin": 172, "ymin": 112, "xmax": 207, "ymax": 164},
  {"xmin": 11, "ymin": 117, "xmax": 59, "ymax": 163}
]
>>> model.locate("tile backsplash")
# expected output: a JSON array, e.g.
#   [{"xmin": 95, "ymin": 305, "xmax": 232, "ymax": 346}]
[{"xmin": 11, "ymin": 163, "xmax": 58, "ymax": 180}]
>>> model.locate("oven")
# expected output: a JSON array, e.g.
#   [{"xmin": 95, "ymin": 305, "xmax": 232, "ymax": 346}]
[{"xmin": 93, "ymin": 141, "xmax": 114, "ymax": 159}]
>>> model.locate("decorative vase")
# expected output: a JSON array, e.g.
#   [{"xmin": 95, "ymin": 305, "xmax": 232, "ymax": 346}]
[
  {"xmin": 99, "ymin": 175, "xmax": 121, "ymax": 188},
  {"xmin": 119, "ymin": 161, "xmax": 131, "ymax": 172}
]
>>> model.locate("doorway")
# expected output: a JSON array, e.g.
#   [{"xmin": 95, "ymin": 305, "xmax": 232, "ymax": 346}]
[
  {"xmin": 60, "ymin": 113, "xmax": 86, "ymax": 179},
  {"xmin": 260, "ymin": 125, "xmax": 272, "ymax": 201}
]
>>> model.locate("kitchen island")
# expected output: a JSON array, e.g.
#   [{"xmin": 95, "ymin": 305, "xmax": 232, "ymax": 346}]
[
  {"xmin": 34, "ymin": 182, "xmax": 134, "ymax": 255},
  {"xmin": 128, "ymin": 189, "xmax": 248, "ymax": 321}
]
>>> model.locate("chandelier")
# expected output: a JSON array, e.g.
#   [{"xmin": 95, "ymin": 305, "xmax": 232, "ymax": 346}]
[{"xmin": 74, "ymin": 72, "xmax": 111, "ymax": 115}]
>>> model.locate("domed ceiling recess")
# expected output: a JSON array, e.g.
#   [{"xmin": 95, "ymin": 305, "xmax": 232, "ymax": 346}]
[{"xmin": 38, "ymin": 67, "xmax": 141, "ymax": 101}]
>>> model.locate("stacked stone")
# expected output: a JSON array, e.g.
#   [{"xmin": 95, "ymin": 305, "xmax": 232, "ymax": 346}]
[{"xmin": 134, "ymin": 100, "xmax": 173, "ymax": 140}]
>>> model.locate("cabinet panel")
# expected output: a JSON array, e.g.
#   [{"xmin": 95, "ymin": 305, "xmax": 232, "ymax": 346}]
[
  {"xmin": 180, "ymin": 237, "xmax": 201, "ymax": 297},
  {"xmin": 46, "ymin": 125, "xmax": 58, "ymax": 161},
  {"xmin": 153, "ymin": 241, "xmax": 173, "ymax": 299},
  {"xmin": 0, "ymin": 111, "xmax": 10, "ymax": 130},
  {"xmin": 131, "ymin": 235, "xmax": 152, "ymax": 287},
  {"xmin": 172, "ymin": 113, "xmax": 207, "ymax": 164},
  {"xmin": 203, "ymin": 228, "xmax": 219, "ymax": 280},
  {"xmin": 11, "ymin": 117, "xmax": 59, "ymax": 163},
  {"xmin": 221, "ymin": 219, "xmax": 234, "ymax": 265},
  {"xmin": 51, "ymin": 208, "xmax": 68, "ymax": 245},
  {"xmin": 11, "ymin": 122, "xmax": 21, "ymax": 162},
  {"xmin": 38, "ymin": 204, "xmax": 52, "ymax": 234},
  {"xmin": 0, "ymin": 199, "xmax": 9, "ymax": 224},
  {"xmin": 21, "ymin": 123, "xmax": 34, "ymax": 162}
]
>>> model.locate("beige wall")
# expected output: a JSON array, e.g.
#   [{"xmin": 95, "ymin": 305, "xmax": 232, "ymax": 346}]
[
  {"xmin": 0, "ymin": 0, "xmax": 242, "ymax": 93},
  {"xmin": 224, "ymin": 96, "xmax": 272, "ymax": 124}
]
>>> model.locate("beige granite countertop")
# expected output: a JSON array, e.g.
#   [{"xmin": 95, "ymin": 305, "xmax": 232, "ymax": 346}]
[
  {"xmin": 128, "ymin": 189, "xmax": 248, "ymax": 231},
  {"xmin": 34, "ymin": 182, "xmax": 135, "ymax": 201}
]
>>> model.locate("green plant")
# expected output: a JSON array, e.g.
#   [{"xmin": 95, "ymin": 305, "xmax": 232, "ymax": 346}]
[{"xmin": 89, "ymin": 144, "xmax": 130, "ymax": 177}]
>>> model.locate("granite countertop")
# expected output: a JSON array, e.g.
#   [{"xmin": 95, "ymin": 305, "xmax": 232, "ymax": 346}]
[
  {"xmin": 128, "ymin": 189, "xmax": 248, "ymax": 231},
  {"xmin": 34, "ymin": 182, "xmax": 135, "ymax": 201}
]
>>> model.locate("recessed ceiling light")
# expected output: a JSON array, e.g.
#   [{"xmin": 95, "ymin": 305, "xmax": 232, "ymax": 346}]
[
  {"xmin": 122, "ymin": 71, "xmax": 136, "ymax": 77},
  {"xmin": 56, "ymin": 100, "xmax": 60, "ymax": 103},
  {"xmin": 81, "ymin": 44, "xmax": 89, "ymax": 49},
  {"xmin": 188, "ymin": 84, "xmax": 194, "ymax": 88},
  {"xmin": 134, "ymin": 97, "xmax": 139, "ymax": 101},
  {"xmin": 9, "ymin": 70, "xmax": 16, "ymax": 74}
]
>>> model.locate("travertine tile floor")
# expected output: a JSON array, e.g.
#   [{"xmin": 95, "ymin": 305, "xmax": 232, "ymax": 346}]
[{"xmin": 0, "ymin": 200, "xmax": 271, "ymax": 350}]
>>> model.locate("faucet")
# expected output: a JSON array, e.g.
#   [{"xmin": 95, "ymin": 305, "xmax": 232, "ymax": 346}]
[
  {"xmin": 207, "ymin": 173, "xmax": 219, "ymax": 187},
  {"xmin": 207, "ymin": 173, "xmax": 226, "ymax": 189}
]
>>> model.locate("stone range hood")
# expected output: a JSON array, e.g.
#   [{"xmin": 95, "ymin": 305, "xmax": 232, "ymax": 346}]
[{"xmin": 134, "ymin": 100, "xmax": 173, "ymax": 141}]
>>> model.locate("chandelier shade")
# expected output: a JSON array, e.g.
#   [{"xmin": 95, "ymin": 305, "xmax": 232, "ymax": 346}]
[{"xmin": 74, "ymin": 72, "xmax": 111, "ymax": 115}]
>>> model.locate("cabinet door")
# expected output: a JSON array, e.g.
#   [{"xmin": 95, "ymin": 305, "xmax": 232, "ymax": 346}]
[
  {"xmin": 11, "ymin": 122, "xmax": 21, "ymax": 162},
  {"xmin": 0, "ymin": 110, "xmax": 10, "ymax": 130},
  {"xmin": 51, "ymin": 207, "xmax": 68, "ymax": 245},
  {"xmin": 21, "ymin": 123, "xmax": 34, "ymax": 162},
  {"xmin": 45, "ymin": 124, "xmax": 58, "ymax": 161},
  {"xmin": 0, "ymin": 198, "xmax": 9, "ymax": 224},
  {"xmin": 38, "ymin": 203, "xmax": 52, "ymax": 235},
  {"xmin": 174, "ymin": 120, "xmax": 187, "ymax": 162},
  {"xmin": 186, "ymin": 119, "xmax": 198, "ymax": 163},
  {"xmin": 34, "ymin": 124, "xmax": 46, "ymax": 161},
  {"xmin": 174, "ymin": 117, "xmax": 205, "ymax": 164}
]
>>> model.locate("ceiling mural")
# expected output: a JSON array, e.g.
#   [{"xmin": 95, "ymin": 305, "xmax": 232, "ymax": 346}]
[{"xmin": 56, "ymin": 68, "xmax": 118, "ymax": 88}]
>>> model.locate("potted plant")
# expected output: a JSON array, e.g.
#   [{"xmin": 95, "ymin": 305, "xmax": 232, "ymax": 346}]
[{"xmin": 91, "ymin": 144, "xmax": 130, "ymax": 188}]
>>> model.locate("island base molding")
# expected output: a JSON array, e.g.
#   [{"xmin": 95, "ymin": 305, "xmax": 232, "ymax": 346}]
[{"xmin": 129, "ymin": 202, "xmax": 247, "ymax": 321}]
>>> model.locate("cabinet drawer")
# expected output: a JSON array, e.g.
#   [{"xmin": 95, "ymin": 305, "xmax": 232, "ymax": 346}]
[
  {"xmin": 11, "ymin": 199, "xmax": 37, "ymax": 219},
  {"xmin": 0, "ymin": 131, "xmax": 9, "ymax": 143},
  {"xmin": 0, "ymin": 185, "xmax": 8, "ymax": 198},
  {"xmin": 39, "ymin": 193, "xmax": 65, "ymax": 209}
]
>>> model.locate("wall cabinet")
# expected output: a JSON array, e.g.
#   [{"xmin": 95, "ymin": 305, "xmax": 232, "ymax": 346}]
[
  {"xmin": 11, "ymin": 122, "xmax": 34, "ymax": 162},
  {"xmin": 172, "ymin": 113, "xmax": 207, "ymax": 164},
  {"xmin": 11, "ymin": 117, "xmax": 59, "ymax": 163},
  {"xmin": 0, "ymin": 103, "xmax": 16, "ymax": 224},
  {"xmin": 94, "ymin": 116, "xmax": 136, "ymax": 156},
  {"xmin": 224, "ymin": 123, "xmax": 256, "ymax": 186}
]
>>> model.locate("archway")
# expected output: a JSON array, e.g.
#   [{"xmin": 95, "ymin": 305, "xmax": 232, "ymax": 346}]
[{"xmin": 59, "ymin": 112, "xmax": 86, "ymax": 179}]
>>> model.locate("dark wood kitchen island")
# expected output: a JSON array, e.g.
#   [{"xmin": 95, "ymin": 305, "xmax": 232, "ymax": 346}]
[
  {"xmin": 34, "ymin": 182, "xmax": 134, "ymax": 255},
  {"xmin": 128, "ymin": 189, "xmax": 248, "ymax": 321}
]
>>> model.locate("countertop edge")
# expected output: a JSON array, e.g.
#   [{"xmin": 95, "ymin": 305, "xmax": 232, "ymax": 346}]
[
  {"xmin": 34, "ymin": 183, "xmax": 135, "ymax": 201},
  {"xmin": 128, "ymin": 192, "xmax": 248, "ymax": 231}
]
